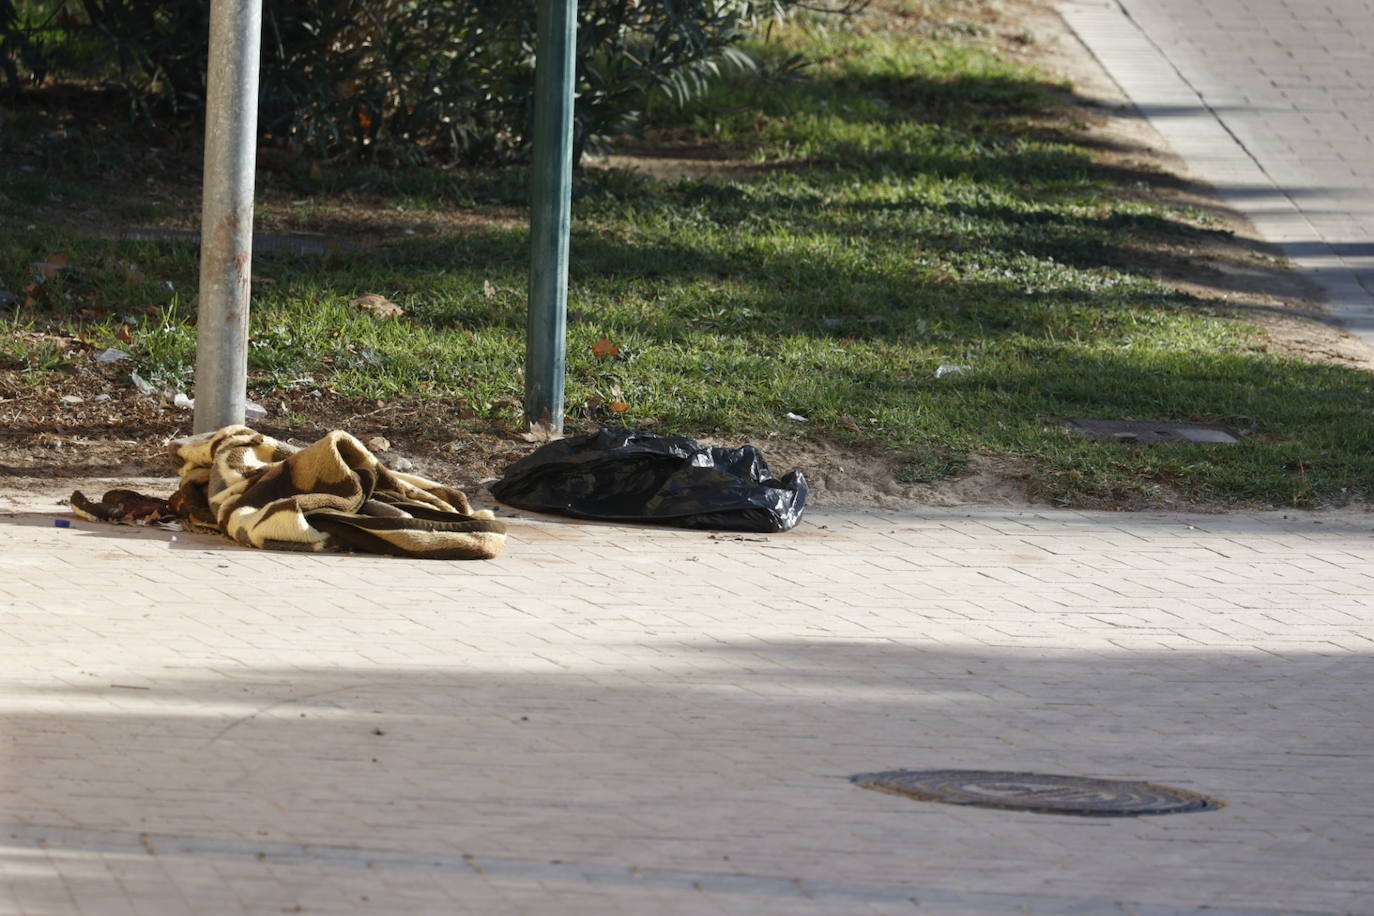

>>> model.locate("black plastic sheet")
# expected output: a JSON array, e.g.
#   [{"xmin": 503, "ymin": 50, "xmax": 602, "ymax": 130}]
[{"xmin": 489, "ymin": 429, "xmax": 808, "ymax": 532}]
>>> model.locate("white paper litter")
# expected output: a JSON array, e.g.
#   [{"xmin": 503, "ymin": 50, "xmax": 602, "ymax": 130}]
[{"xmin": 935, "ymin": 364, "xmax": 972, "ymax": 378}]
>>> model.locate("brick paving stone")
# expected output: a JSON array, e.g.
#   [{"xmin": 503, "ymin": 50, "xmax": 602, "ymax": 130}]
[
  {"xmin": 1059, "ymin": 0, "xmax": 1374, "ymax": 345},
  {"xmin": 1, "ymin": 493, "xmax": 1372, "ymax": 914}
]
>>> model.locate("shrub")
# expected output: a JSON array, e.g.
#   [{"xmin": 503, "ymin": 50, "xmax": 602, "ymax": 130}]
[{"xmin": 2, "ymin": 0, "xmax": 861, "ymax": 164}]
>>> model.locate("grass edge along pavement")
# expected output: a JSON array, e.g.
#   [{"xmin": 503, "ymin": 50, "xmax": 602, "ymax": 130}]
[{"xmin": 2, "ymin": 0, "xmax": 1373, "ymax": 510}]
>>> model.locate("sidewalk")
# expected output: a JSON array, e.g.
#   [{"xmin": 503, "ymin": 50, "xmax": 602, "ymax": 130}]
[
  {"xmin": 2, "ymin": 484, "xmax": 1371, "ymax": 914},
  {"xmin": 1060, "ymin": 0, "xmax": 1374, "ymax": 341}
]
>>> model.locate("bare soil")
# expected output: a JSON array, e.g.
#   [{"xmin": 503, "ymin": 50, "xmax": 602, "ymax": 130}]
[{"xmin": 3, "ymin": 0, "xmax": 1370, "ymax": 511}]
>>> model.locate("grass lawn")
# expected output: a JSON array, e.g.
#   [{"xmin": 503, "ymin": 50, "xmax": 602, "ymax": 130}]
[{"xmin": 2, "ymin": 0, "xmax": 1372, "ymax": 508}]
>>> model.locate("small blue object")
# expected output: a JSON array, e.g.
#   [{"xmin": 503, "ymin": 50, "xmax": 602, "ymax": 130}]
[{"xmin": 54, "ymin": 519, "xmax": 70, "ymax": 528}]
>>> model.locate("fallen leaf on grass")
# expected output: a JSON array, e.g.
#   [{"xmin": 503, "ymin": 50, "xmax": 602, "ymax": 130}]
[
  {"xmin": 591, "ymin": 335, "xmax": 621, "ymax": 359},
  {"xmin": 608, "ymin": 400, "xmax": 629, "ymax": 413},
  {"xmin": 29, "ymin": 254, "xmax": 71, "ymax": 280},
  {"xmin": 350, "ymin": 293, "xmax": 404, "ymax": 317},
  {"xmin": 837, "ymin": 413, "xmax": 861, "ymax": 432},
  {"xmin": 116, "ymin": 324, "xmax": 134, "ymax": 344}
]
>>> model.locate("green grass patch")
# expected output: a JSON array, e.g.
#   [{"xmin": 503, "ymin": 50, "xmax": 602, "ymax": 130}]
[{"xmin": 3, "ymin": 2, "xmax": 1372, "ymax": 507}]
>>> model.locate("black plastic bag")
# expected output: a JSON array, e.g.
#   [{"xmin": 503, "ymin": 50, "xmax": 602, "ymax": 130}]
[{"xmin": 490, "ymin": 429, "xmax": 808, "ymax": 532}]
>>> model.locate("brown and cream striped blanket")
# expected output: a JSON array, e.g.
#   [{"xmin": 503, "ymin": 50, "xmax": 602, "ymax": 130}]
[{"xmin": 164, "ymin": 425, "xmax": 506, "ymax": 559}]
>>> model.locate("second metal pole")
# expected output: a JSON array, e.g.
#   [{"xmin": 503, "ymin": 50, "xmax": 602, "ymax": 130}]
[
  {"xmin": 525, "ymin": 0, "xmax": 577, "ymax": 432},
  {"xmin": 193, "ymin": 0, "xmax": 262, "ymax": 433}
]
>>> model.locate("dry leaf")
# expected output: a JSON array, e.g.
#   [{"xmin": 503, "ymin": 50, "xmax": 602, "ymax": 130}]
[
  {"xmin": 350, "ymin": 293, "xmax": 404, "ymax": 318},
  {"xmin": 29, "ymin": 256, "xmax": 70, "ymax": 280},
  {"xmin": 127, "ymin": 269, "xmax": 146, "ymax": 284},
  {"xmin": 456, "ymin": 407, "xmax": 479, "ymax": 421},
  {"xmin": 590, "ymin": 335, "xmax": 621, "ymax": 359},
  {"xmin": 517, "ymin": 412, "xmax": 563, "ymax": 443},
  {"xmin": 586, "ymin": 395, "xmax": 606, "ymax": 410},
  {"xmin": 838, "ymin": 413, "xmax": 861, "ymax": 432},
  {"xmin": 366, "ymin": 436, "xmax": 391, "ymax": 452},
  {"xmin": 116, "ymin": 324, "xmax": 134, "ymax": 344},
  {"xmin": 609, "ymin": 400, "xmax": 629, "ymax": 413},
  {"xmin": 483, "ymin": 279, "xmax": 496, "ymax": 298}
]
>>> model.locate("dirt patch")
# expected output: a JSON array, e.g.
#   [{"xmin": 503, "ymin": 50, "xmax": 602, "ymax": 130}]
[{"xmin": 0, "ymin": 384, "xmax": 1024, "ymax": 512}]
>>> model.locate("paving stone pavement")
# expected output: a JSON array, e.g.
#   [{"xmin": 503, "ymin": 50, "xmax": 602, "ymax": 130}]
[
  {"xmin": 1, "ymin": 485, "xmax": 1372, "ymax": 914},
  {"xmin": 1059, "ymin": 0, "xmax": 1374, "ymax": 342}
]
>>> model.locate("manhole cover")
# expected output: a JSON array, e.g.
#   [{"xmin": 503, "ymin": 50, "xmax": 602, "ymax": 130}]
[
  {"xmin": 1067, "ymin": 418, "xmax": 1239, "ymax": 445},
  {"xmin": 851, "ymin": 769, "xmax": 1224, "ymax": 816}
]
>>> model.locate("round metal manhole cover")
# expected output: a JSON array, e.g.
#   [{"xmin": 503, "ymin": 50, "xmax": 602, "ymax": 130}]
[{"xmin": 850, "ymin": 769, "xmax": 1224, "ymax": 817}]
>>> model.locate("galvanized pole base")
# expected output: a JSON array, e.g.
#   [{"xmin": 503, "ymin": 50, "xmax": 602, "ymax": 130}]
[
  {"xmin": 193, "ymin": 0, "xmax": 263, "ymax": 433},
  {"xmin": 525, "ymin": 0, "xmax": 577, "ymax": 433}
]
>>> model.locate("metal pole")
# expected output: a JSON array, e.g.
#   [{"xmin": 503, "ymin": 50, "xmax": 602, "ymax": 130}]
[
  {"xmin": 525, "ymin": 0, "xmax": 577, "ymax": 432},
  {"xmin": 193, "ymin": 0, "xmax": 262, "ymax": 433}
]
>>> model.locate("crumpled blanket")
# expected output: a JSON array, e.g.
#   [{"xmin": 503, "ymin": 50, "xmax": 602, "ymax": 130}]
[{"xmin": 164, "ymin": 425, "xmax": 506, "ymax": 559}]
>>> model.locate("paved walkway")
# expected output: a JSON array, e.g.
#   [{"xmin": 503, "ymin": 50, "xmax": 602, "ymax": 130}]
[
  {"xmin": 1059, "ymin": 0, "xmax": 1374, "ymax": 341},
  {"xmin": 2, "ymin": 484, "xmax": 1372, "ymax": 914},
  {"xmin": 7, "ymin": 6, "xmax": 1374, "ymax": 913}
]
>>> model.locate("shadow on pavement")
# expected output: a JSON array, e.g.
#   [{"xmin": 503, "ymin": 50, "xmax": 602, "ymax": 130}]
[{"xmin": 0, "ymin": 638, "xmax": 1369, "ymax": 911}]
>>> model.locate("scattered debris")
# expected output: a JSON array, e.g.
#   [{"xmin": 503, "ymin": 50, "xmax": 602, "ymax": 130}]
[
  {"xmin": 94, "ymin": 347, "xmax": 131, "ymax": 363},
  {"xmin": 173, "ymin": 392, "xmax": 195, "ymax": 410},
  {"xmin": 350, "ymin": 293, "xmax": 404, "ymax": 317},
  {"xmin": 935, "ymin": 364, "xmax": 972, "ymax": 378},
  {"xmin": 69, "ymin": 489, "xmax": 180, "ymax": 526},
  {"xmin": 786, "ymin": 412, "xmax": 809, "ymax": 422},
  {"xmin": 130, "ymin": 372, "xmax": 157, "ymax": 395},
  {"xmin": 516, "ymin": 416, "xmax": 563, "ymax": 444},
  {"xmin": 367, "ymin": 436, "xmax": 392, "ymax": 452},
  {"xmin": 60, "ymin": 394, "xmax": 84, "ymax": 404},
  {"xmin": 245, "ymin": 400, "xmax": 268, "ymax": 421}
]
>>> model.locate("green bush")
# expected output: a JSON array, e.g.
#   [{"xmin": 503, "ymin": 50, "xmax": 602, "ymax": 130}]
[{"xmin": 1, "ymin": 0, "xmax": 860, "ymax": 164}]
